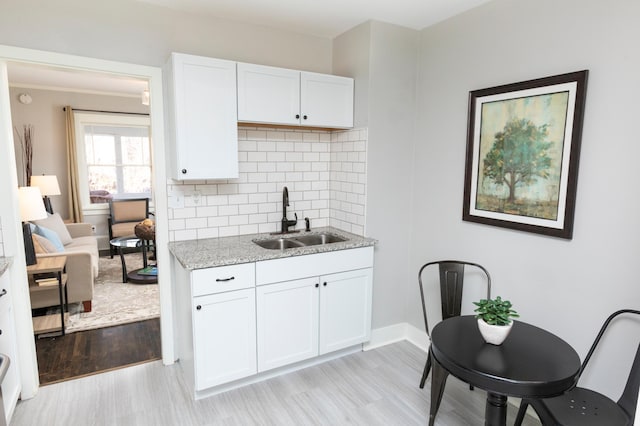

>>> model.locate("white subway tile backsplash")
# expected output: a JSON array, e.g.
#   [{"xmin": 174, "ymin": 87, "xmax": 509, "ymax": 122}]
[
  {"xmin": 208, "ymin": 216, "xmax": 229, "ymax": 227},
  {"xmin": 239, "ymin": 204, "xmax": 258, "ymax": 215},
  {"xmin": 219, "ymin": 226, "xmax": 239, "ymax": 237},
  {"xmin": 285, "ymin": 132, "xmax": 303, "ymax": 142},
  {"xmin": 218, "ymin": 184, "xmax": 238, "ymax": 195},
  {"xmin": 197, "ymin": 228, "xmax": 219, "ymax": 239},
  {"xmin": 167, "ymin": 126, "xmax": 367, "ymax": 241},
  {"xmin": 286, "ymin": 152, "xmax": 303, "ymax": 162},
  {"xmin": 174, "ymin": 229, "xmax": 197, "ymax": 241},
  {"xmin": 185, "ymin": 217, "xmax": 208, "ymax": 229}
]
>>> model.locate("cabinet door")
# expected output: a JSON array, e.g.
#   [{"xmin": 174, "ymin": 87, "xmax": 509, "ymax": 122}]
[
  {"xmin": 301, "ymin": 72, "xmax": 354, "ymax": 128},
  {"xmin": 170, "ymin": 53, "xmax": 238, "ymax": 180},
  {"xmin": 319, "ymin": 268, "xmax": 373, "ymax": 355},
  {"xmin": 0, "ymin": 275, "xmax": 19, "ymax": 422},
  {"xmin": 237, "ymin": 63, "xmax": 300, "ymax": 125},
  {"xmin": 193, "ymin": 288, "xmax": 256, "ymax": 390},
  {"xmin": 256, "ymin": 277, "xmax": 319, "ymax": 372}
]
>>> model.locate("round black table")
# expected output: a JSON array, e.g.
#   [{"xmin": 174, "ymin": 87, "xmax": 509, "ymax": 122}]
[
  {"xmin": 429, "ymin": 316, "xmax": 580, "ymax": 426},
  {"xmin": 109, "ymin": 236, "xmax": 157, "ymax": 284}
]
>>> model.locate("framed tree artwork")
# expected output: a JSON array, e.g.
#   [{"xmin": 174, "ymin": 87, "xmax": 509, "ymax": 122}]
[{"xmin": 462, "ymin": 70, "xmax": 588, "ymax": 239}]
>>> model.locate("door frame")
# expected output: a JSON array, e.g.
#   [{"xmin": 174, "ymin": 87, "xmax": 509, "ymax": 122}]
[{"xmin": 0, "ymin": 44, "xmax": 174, "ymax": 399}]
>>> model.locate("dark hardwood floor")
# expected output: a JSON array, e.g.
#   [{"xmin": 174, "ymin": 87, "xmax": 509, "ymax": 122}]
[{"xmin": 35, "ymin": 318, "xmax": 161, "ymax": 385}]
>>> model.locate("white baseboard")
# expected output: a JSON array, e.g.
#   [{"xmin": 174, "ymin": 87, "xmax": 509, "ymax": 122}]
[{"xmin": 364, "ymin": 322, "xmax": 429, "ymax": 352}]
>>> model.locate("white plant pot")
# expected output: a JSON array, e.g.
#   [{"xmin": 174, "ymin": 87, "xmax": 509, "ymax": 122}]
[{"xmin": 477, "ymin": 318, "xmax": 513, "ymax": 345}]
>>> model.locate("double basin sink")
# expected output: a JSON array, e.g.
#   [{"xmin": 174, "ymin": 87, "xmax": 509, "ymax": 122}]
[{"xmin": 253, "ymin": 232, "xmax": 347, "ymax": 250}]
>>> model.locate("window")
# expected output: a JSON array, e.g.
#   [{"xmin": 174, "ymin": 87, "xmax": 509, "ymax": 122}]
[{"xmin": 74, "ymin": 112, "xmax": 152, "ymax": 209}]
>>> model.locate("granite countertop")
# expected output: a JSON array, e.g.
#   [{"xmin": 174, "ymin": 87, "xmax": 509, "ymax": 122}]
[
  {"xmin": 169, "ymin": 227, "xmax": 376, "ymax": 270},
  {"xmin": 0, "ymin": 257, "xmax": 12, "ymax": 277}
]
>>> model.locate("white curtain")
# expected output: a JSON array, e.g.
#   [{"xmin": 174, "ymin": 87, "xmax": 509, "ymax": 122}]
[{"xmin": 65, "ymin": 106, "xmax": 83, "ymax": 223}]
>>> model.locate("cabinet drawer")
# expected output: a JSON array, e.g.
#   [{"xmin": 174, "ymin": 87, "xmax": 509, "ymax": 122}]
[
  {"xmin": 256, "ymin": 246, "xmax": 373, "ymax": 285},
  {"xmin": 192, "ymin": 263, "xmax": 255, "ymax": 296}
]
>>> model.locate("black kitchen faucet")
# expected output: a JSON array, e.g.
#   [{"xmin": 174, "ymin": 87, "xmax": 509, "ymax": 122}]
[{"xmin": 281, "ymin": 186, "xmax": 298, "ymax": 233}]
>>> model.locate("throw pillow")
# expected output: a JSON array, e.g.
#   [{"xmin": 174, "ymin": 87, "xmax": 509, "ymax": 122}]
[
  {"xmin": 32, "ymin": 225, "xmax": 65, "ymax": 252},
  {"xmin": 32, "ymin": 212, "xmax": 73, "ymax": 245},
  {"xmin": 32, "ymin": 233, "xmax": 61, "ymax": 253},
  {"xmin": 32, "ymin": 234, "xmax": 46, "ymax": 254}
]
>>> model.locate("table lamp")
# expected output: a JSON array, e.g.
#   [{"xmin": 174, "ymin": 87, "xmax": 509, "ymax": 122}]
[
  {"xmin": 18, "ymin": 186, "xmax": 48, "ymax": 266},
  {"xmin": 30, "ymin": 174, "xmax": 61, "ymax": 214}
]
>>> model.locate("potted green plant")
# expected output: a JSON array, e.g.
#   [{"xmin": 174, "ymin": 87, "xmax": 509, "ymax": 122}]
[{"xmin": 473, "ymin": 296, "xmax": 519, "ymax": 345}]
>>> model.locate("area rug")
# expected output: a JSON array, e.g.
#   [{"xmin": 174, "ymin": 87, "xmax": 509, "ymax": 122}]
[{"xmin": 65, "ymin": 253, "xmax": 160, "ymax": 333}]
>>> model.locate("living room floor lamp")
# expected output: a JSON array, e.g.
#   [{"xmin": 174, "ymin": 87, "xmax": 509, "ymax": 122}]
[
  {"xmin": 18, "ymin": 186, "xmax": 48, "ymax": 266},
  {"xmin": 30, "ymin": 174, "xmax": 61, "ymax": 214}
]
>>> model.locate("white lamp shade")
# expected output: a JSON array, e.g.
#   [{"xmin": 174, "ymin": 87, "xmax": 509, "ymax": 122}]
[
  {"xmin": 30, "ymin": 175, "xmax": 61, "ymax": 196},
  {"xmin": 18, "ymin": 186, "xmax": 48, "ymax": 222}
]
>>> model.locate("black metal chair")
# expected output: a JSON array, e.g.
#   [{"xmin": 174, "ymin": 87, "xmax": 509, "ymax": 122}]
[
  {"xmin": 418, "ymin": 260, "xmax": 491, "ymax": 389},
  {"xmin": 515, "ymin": 309, "xmax": 640, "ymax": 426}
]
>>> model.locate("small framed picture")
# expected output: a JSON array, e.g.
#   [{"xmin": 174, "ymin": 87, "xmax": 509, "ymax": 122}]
[{"xmin": 463, "ymin": 70, "xmax": 588, "ymax": 239}]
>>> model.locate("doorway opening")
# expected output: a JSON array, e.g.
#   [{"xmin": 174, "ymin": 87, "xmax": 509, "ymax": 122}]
[{"xmin": 1, "ymin": 49, "xmax": 173, "ymax": 397}]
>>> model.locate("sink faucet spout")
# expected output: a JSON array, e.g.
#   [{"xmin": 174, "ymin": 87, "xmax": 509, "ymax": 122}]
[{"xmin": 281, "ymin": 186, "xmax": 297, "ymax": 233}]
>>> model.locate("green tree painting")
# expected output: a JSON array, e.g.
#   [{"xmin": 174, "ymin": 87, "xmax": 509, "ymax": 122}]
[
  {"xmin": 475, "ymin": 91, "xmax": 569, "ymax": 220},
  {"xmin": 483, "ymin": 118, "xmax": 552, "ymax": 203}
]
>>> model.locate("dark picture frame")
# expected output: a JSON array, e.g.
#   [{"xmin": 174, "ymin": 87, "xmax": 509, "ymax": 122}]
[{"xmin": 462, "ymin": 70, "xmax": 588, "ymax": 239}]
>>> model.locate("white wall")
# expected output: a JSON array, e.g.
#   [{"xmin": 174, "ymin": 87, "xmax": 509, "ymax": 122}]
[
  {"xmin": 0, "ymin": 0, "xmax": 332, "ymax": 73},
  {"xmin": 9, "ymin": 87, "xmax": 148, "ymax": 221},
  {"xmin": 334, "ymin": 21, "xmax": 419, "ymax": 329},
  {"xmin": 411, "ymin": 0, "xmax": 640, "ymax": 399},
  {"xmin": 333, "ymin": 22, "xmax": 371, "ymax": 129}
]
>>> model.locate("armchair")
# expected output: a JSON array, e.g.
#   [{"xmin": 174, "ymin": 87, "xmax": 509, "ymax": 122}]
[{"xmin": 108, "ymin": 198, "xmax": 150, "ymax": 258}]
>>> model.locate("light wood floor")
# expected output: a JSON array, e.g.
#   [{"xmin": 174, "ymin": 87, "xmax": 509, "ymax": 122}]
[{"xmin": 12, "ymin": 341, "xmax": 539, "ymax": 425}]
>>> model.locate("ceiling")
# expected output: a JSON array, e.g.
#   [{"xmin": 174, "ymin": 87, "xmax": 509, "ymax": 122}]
[
  {"xmin": 7, "ymin": 62, "xmax": 148, "ymax": 98},
  {"xmin": 7, "ymin": 0, "xmax": 490, "ymax": 96}
]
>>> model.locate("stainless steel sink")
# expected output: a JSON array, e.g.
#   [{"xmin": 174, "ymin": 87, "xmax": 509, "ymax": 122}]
[
  {"xmin": 253, "ymin": 232, "xmax": 348, "ymax": 250},
  {"xmin": 292, "ymin": 233, "xmax": 347, "ymax": 246},
  {"xmin": 253, "ymin": 238, "xmax": 305, "ymax": 250}
]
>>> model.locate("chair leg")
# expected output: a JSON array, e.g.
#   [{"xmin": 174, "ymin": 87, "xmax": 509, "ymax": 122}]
[
  {"xmin": 420, "ymin": 353, "xmax": 432, "ymax": 389},
  {"xmin": 429, "ymin": 357, "xmax": 449, "ymax": 426},
  {"xmin": 514, "ymin": 400, "xmax": 529, "ymax": 426}
]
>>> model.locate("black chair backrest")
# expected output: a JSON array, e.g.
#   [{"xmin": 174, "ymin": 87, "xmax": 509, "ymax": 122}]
[
  {"xmin": 418, "ymin": 260, "xmax": 491, "ymax": 336},
  {"xmin": 579, "ymin": 309, "xmax": 640, "ymax": 420}
]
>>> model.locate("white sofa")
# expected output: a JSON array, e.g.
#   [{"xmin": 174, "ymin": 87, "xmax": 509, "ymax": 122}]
[{"xmin": 31, "ymin": 222, "xmax": 99, "ymax": 312}]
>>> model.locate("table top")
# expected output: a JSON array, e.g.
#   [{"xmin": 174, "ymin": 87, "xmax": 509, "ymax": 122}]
[
  {"xmin": 431, "ymin": 315, "xmax": 581, "ymax": 398},
  {"xmin": 110, "ymin": 236, "xmax": 142, "ymax": 249},
  {"xmin": 27, "ymin": 256, "xmax": 67, "ymax": 274}
]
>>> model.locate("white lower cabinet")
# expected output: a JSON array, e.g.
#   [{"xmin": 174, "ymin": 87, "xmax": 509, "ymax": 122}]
[
  {"xmin": 256, "ymin": 277, "xmax": 319, "ymax": 372},
  {"xmin": 193, "ymin": 288, "xmax": 257, "ymax": 390},
  {"xmin": 319, "ymin": 268, "xmax": 373, "ymax": 355},
  {"xmin": 255, "ymin": 247, "xmax": 374, "ymax": 373},
  {"xmin": 174, "ymin": 246, "xmax": 374, "ymax": 396},
  {"xmin": 0, "ymin": 273, "xmax": 20, "ymax": 423},
  {"xmin": 174, "ymin": 260, "xmax": 257, "ymax": 395}
]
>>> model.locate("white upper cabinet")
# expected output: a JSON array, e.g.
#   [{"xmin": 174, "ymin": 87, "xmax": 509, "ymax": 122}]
[
  {"xmin": 237, "ymin": 63, "xmax": 354, "ymax": 129},
  {"xmin": 237, "ymin": 63, "xmax": 300, "ymax": 126},
  {"xmin": 164, "ymin": 53, "xmax": 238, "ymax": 180},
  {"xmin": 300, "ymin": 72, "xmax": 354, "ymax": 129}
]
